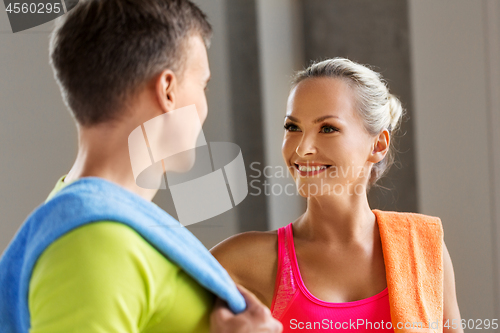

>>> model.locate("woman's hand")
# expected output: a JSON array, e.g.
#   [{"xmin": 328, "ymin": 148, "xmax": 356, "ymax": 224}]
[{"xmin": 210, "ymin": 284, "xmax": 283, "ymax": 333}]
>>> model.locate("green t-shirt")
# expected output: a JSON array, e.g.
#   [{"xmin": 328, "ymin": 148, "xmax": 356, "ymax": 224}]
[{"xmin": 28, "ymin": 176, "xmax": 214, "ymax": 333}]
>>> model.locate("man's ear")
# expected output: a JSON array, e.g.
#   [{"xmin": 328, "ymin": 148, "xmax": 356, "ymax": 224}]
[
  {"xmin": 155, "ymin": 69, "xmax": 177, "ymax": 113},
  {"xmin": 368, "ymin": 129, "xmax": 390, "ymax": 164}
]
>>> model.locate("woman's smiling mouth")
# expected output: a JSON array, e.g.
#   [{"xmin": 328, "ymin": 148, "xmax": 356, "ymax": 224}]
[{"xmin": 294, "ymin": 163, "xmax": 332, "ymax": 177}]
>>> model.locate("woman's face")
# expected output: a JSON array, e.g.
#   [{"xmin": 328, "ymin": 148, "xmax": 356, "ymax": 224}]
[{"xmin": 282, "ymin": 77, "xmax": 378, "ymax": 198}]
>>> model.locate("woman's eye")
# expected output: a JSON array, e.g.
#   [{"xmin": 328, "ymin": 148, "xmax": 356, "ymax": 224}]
[
  {"xmin": 284, "ymin": 123, "xmax": 301, "ymax": 132},
  {"xmin": 320, "ymin": 126, "xmax": 339, "ymax": 133}
]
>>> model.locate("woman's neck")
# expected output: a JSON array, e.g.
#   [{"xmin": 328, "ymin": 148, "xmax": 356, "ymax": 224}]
[{"xmin": 296, "ymin": 191, "xmax": 377, "ymax": 246}]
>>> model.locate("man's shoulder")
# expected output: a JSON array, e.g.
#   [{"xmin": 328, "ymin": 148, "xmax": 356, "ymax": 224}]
[
  {"xmin": 44, "ymin": 175, "xmax": 69, "ymax": 203},
  {"xmin": 30, "ymin": 221, "xmax": 181, "ymax": 309},
  {"xmin": 28, "ymin": 221, "xmax": 186, "ymax": 333},
  {"xmin": 38, "ymin": 221, "xmax": 176, "ymax": 267}
]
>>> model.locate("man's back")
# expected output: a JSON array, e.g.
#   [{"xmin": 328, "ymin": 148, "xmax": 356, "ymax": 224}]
[{"xmin": 28, "ymin": 176, "xmax": 213, "ymax": 332}]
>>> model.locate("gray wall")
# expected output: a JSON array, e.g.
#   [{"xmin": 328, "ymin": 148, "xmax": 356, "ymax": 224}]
[
  {"xmin": 223, "ymin": 0, "xmax": 269, "ymax": 233},
  {"xmin": 256, "ymin": 0, "xmax": 306, "ymax": 230},
  {"xmin": 409, "ymin": 0, "xmax": 500, "ymax": 322},
  {"xmin": 0, "ymin": 18, "xmax": 76, "ymax": 253}
]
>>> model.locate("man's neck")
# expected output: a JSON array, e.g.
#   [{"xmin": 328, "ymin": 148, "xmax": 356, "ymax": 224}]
[{"xmin": 65, "ymin": 123, "xmax": 158, "ymax": 201}]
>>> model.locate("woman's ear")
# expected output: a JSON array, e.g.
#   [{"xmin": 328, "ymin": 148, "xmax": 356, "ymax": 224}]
[
  {"xmin": 369, "ymin": 129, "xmax": 390, "ymax": 164},
  {"xmin": 155, "ymin": 69, "xmax": 177, "ymax": 114}
]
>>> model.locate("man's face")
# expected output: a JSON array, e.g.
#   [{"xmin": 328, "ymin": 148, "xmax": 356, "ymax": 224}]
[
  {"xmin": 124, "ymin": 34, "xmax": 212, "ymax": 185},
  {"xmin": 151, "ymin": 34, "xmax": 210, "ymax": 173},
  {"xmin": 174, "ymin": 34, "xmax": 211, "ymax": 126}
]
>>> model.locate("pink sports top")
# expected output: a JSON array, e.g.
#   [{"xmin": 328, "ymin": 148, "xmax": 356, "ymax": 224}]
[{"xmin": 271, "ymin": 223, "xmax": 395, "ymax": 332}]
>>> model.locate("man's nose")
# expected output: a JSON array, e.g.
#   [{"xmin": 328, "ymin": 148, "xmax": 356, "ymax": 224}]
[{"xmin": 295, "ymin": 133, "xmax": 317, "ymax": 157}]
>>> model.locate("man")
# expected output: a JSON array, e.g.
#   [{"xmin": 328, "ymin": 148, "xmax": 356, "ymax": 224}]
[{"xmin": 0, "ymin": 0, "xmax": 282, "ymax": 332}]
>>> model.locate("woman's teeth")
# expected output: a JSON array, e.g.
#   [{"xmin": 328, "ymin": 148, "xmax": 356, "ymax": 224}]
[{"xmin": 297, "ymin": 165, "xmax": 328, "ymax": 172}]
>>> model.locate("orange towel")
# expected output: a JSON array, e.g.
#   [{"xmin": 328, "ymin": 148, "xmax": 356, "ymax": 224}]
[{"xmin": 373, "ymin": 209, "xmax": 444, "ymax": 333}]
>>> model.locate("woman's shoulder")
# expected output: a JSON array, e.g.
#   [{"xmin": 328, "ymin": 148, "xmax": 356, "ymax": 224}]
[
  {"xmin": 210, "ymin": 230, "xmax": 279, "ymax": 306},
  {"xmin": 211, "ymin": 230, "xmax": 278, "ymax": 268}
]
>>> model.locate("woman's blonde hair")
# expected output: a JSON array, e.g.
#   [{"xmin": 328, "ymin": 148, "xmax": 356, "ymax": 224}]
[{"xmin": 291, "ymin": 57, "xmax": 405, "ymax": 191}]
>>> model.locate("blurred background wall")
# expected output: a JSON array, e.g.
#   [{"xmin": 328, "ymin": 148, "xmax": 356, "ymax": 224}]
[{"xmin": 1, "ymin": 0, "xmax": 498, "ymax": 327}]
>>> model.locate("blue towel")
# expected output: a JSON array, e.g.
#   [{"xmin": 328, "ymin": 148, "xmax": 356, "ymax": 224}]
[{"xmin": 0, "ymin": 177, "xmax": 246, "ymax": 332}]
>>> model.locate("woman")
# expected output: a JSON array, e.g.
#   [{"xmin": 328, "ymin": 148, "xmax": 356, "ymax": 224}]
[{"xmin": 211, "ymin": 58, "xmax": 462, "ymax": 332}]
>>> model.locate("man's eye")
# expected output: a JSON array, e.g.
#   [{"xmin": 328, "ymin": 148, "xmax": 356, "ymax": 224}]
[
  {"xmin": 284, "ymin": 123, "xmax": 301, "ymax": 132},
  {"xmin": 320, "ymin": 126, "xmax": 339, "ymax": 133}
]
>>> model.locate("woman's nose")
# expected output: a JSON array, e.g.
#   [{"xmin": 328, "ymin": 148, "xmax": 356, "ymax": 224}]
[{"xmin": 295, "ymin": 134, "xmax": 317, "ymax": 157}]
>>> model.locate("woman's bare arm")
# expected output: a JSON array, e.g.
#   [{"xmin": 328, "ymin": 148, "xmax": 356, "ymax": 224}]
[{"xmin": 443, "ymin": 241, "xmax": 463, "ymax": 333}]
